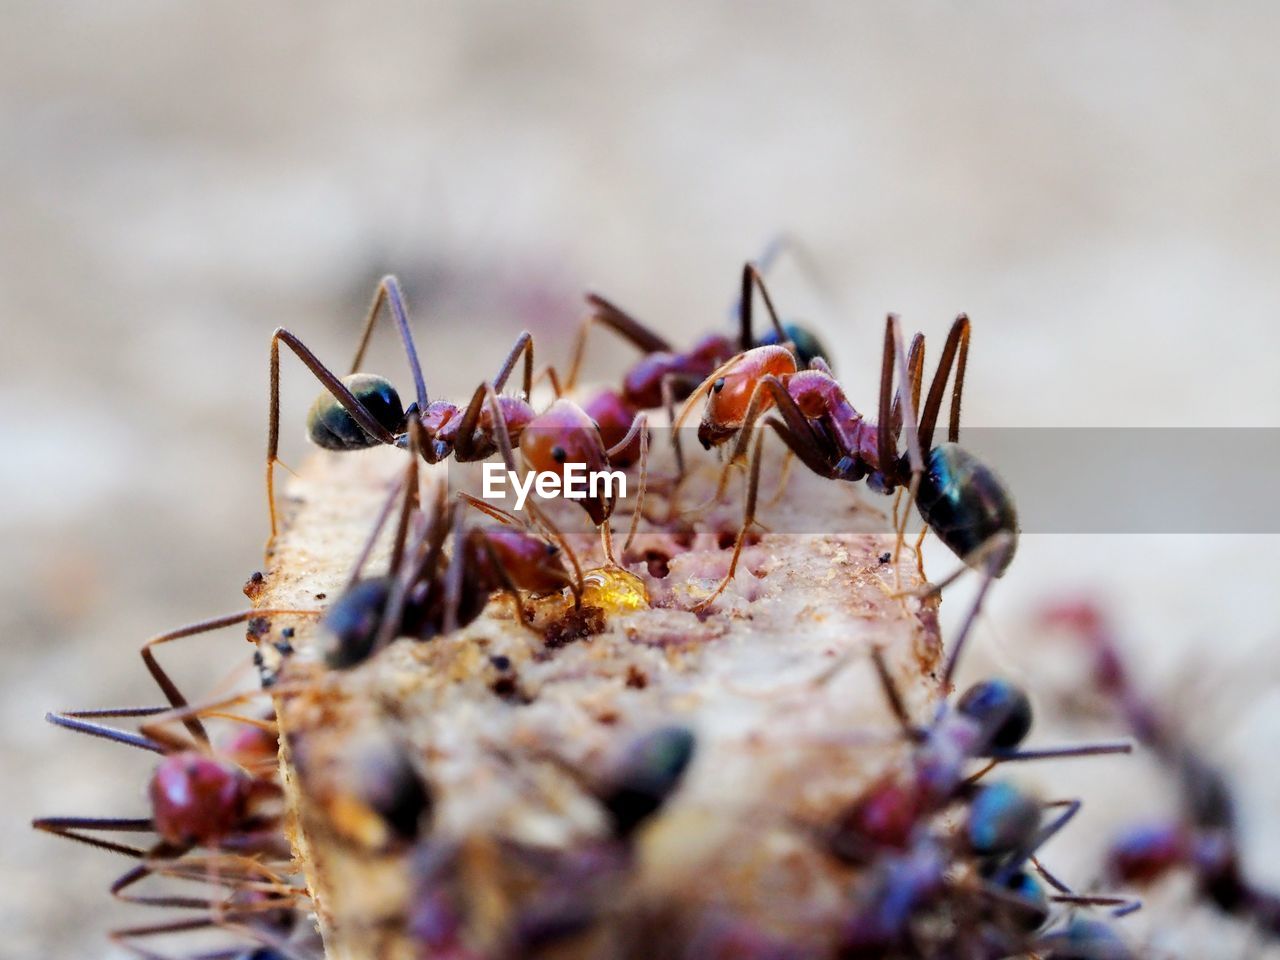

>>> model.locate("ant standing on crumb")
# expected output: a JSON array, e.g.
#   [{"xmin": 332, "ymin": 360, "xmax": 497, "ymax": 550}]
[{"xmin": 676, "ymin": 269, "xmax": 1017, "ymax": 609}]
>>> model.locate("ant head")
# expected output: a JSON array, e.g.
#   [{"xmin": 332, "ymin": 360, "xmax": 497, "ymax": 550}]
[
  {"xmin": 755, "ymin": 321, "xmax": 832, "ymax": 371},
  {"xmin": 1107, "ymin": 821, "xmax": 1188, "ymax": 884},
  {"xmin": 967, "ymin": 781, "xmax": 1041, "ymax": 856},
  {"xmin": 322, "ymin": 577, "xmax": 394, "ymax": 670},
  {"xmin": 694, "ymin": 346, "xmax": 796, "ymax": 450},
  {"xmin": 307, "ymin": 373, "xmax": 404, "ymax": 451},
  {"xmin": 521, "ymin": 399, "xmax": 612, "ymax": 524},
  {"xmin": 601, "ymin": 725, "xmax": 696, "ymax": 837},
  {"xmin": 473, "ymin": 528, "xmax": 571, "ymax": 596},
  {"xmin": 956, "ymin": 679, "xmax": 1033, "ymax": 752},
  {"xmin": 915, "ymin": 444, "xmax": 1019, "ymax": 576},
  {"xmin": 149, "ymin": 751, "xmax": 253, "ymax": 847}
]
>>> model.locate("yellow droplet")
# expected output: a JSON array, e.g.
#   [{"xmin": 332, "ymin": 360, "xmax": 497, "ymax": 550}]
[{"xmin": 581, "ymin": 567, "xmax": 650, "ymax": 614}]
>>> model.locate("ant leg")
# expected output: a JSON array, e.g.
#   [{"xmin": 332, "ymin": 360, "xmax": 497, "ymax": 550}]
[
  {"xmin": 886, "ymin": 317, "xmax": 924, "ymax": 572},
  {"xmin": 988, "ymin": 741, "xmax": 1132, "ymax": 763},
  {"xmin": 45, "ymin": 710, "xmax": 171, "ymax": 754},
  {"xmin": 32, "ymin": 816, "xmax": 156, "ymax": 858},
  {"xmin": 370, "ymin": 421, "xmax": 438, "ymax": 654},
  {"xmin": 484, "ymin": 383, "xmax": 584, "ymax": 599},
  {"xmin": 733, "ymin": 234, "xmax": 836, "ymax": 333},
  {"xmin": 1031, "ymin": 856, "xmax": 1144, "ymax": 917},
  {"xmin": 738, "ymin": 262, "xmax": 791, "ymax": 351},
  {"xmin": 917, "ymin": 313, "xmax": 971, "ymax": 450},
  {"xmin": 345, "ymin": 470, "xmax": 408, "ymax": 589},
  {"xmin": 660, "ymin": 372, "xmax": 687, "ymax": 483},
  {"xmin": 347, "ymin": 275, "xmax": 428, "ymax": 410},
  {"xmin": 141, "ymin": 609, "xmax": 321, "ymax": 744},
  {"xmin": 457, "ymin": 491, "xmax": 522, "ymax": 527},
  {"xmin": 490, "ymin": 330, "xmax": 535, "ymax": 398},
  {"xmin": 938, "ymin": 530, "xmax": 1015, "ymax": 688},
  {"xmin": 763, "ymin": 449, "xmax": 795, "ymax": 508},
  {"xmin": 452, "ymin": 335, "xmax": 537, "ymax": 460},
  {"xmin": 690, "ymin": 427, "xmax": 770, "ymax": 613},
  {"xmin": 136, "ymin": 688, "xmax": 283, "ymax": 753},
  {"xmin": 566, "ymin": 294, "xmax": 674, "ymax": 391},
  {"xmin": 606, "ymin": 412, "xmax": 649, "ymax": 555},
  {"xmin": 868, "ymin": 646, "xmax": 925, "ymax": 740},
  {"xmin": 386, "ymin": 419, "xmax": 422, "ymax": 577},
  {"xmin": 890, "ymin": 333, "xmax": 925, "ymax": 443},
  {"xmin": 267, "ymin": 328, "xmax": 400, "ymax": 538},
  {"xmin": 441, "ymin": 506, "xmax": 469, "ymax": 635}
]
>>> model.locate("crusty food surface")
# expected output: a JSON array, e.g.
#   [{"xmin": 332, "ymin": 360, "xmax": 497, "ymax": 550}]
[{"xmin": 258, "ymin": 444, "xmax": 943, "ymax": 959}]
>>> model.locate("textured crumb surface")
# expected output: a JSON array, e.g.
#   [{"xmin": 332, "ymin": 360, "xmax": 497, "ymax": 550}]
[{"xmin": 257, "ymin": 445, "xmax": 942, "ymax": 958}]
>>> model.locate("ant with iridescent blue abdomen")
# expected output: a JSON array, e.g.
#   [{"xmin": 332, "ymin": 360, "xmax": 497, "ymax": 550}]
[
  {"xmin": 675, "ymin": 278, "xmax": 1018, "ymax": 609},
  {"xmin": 317, "ymin": 418, "xmax": 588, "ymax": 671},
  {"xmin": 562, "ymin": 259, "xmax": 829, "ymax": 470},
  {"xmin": 835, "ymin": 540, "xmax": 1137, "ymax": 957},
  {"xmin": 265, "ymin": 275, "xmax": 542, "ymax": 537},
  {"xmin": 1044, "ymin": 601, "xmax": 1280, "ymax": 939}
]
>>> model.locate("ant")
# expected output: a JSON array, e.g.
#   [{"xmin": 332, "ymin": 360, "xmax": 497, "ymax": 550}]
[
  {"xmin": 33, "ymin": 625, "xmax": 321, "ymax": 957},
  {"xmin": 836, "ymin": 538, "xmax": 1136, "ymax": 956},
  {"xmin": 1044, "ymin": 601, "xmax": 1280, "ymax": 938},
  {"xmin": 562, "ymin": 258, "xmax": 828, "ymax": 469},
  {"xmin": 318, "ymin": 420, "xmax": 583, "ymax": 671},
  {"xmin": 265, "ymin": 275, "xmax": 541, "ymax": 537},
  {"xmin": 675, "ymin": 279, "xmax": 1017, "ymax": 609}
]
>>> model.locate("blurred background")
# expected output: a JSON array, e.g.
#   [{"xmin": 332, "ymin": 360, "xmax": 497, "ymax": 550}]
[{"xmin": 3, "ymin": 2, "xmax": 1279, "ymax": 957}]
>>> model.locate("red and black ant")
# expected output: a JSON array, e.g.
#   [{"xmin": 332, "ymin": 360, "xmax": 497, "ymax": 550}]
[
  {"xmin": 1044, "ymin": 600, "xmax": 1280, "ymax": 939},
  {"xmin": 33, "ymin": 611, "xmax": 319, "ymax": 958},
  {"xmin": 318, "ymin": 420, "xmax": 583, "ymax": 671},
  {"xmin": 562, "ymin": 260, "xmax": 826, "ymax": 470},
  {"xmin": 675, "ymin": 282, "xmax": 1017, "ymax": 609},
  {"xmin": 835, "ymin": 539, "xmax": 1136, "ymax": 956},
  {"xmin": 265, "ymin": 275, "xmax": 541, "ymax": 537}
]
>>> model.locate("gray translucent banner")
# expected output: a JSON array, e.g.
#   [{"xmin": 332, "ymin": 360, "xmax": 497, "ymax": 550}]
[{"xmin": 444, "ymin": 428, "xmax": 1280, "ymax": 534}]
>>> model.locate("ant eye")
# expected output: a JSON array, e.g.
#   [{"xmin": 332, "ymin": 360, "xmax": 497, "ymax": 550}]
[
  {"xmin": 712, "ymin": 378, "xmax": 726, "ymax": 393},
  {"xmin": 551, "ymin": 445, "xmax": 567, "ymax": 464},
  {"xmin": 545, "ymin": 543, "xmax": 559, "ymax": 556},
  {"xmin": 956, "ymin": 678, "xmax": 1032, "ymax": 751}
]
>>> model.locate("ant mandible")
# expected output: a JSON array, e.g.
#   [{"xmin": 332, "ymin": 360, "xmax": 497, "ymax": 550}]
[
  {"xmin": 265, "ymin": 275, "xmax": 540, "ymax": 538},
  {"xmin": 675, "ymin": 276, "xmax": 1017, "ymax": 609}
]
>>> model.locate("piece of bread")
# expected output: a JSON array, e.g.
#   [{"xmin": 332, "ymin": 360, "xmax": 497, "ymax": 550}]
[{"xmin": 256, "ymin": 444, "xmax": 943, "ymax": 959}]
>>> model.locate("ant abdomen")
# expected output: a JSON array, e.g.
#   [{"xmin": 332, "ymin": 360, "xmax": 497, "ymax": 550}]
[
  {"xmin": 755, "ymin": 320, "xmax": 832, "ymax": 369},
  {"xmin": 307, "ymin": 373, "xmax": 405, "ymax": 451},
  {"xmin": 915, "ymin": 442, "xmax": 1019, "ymax": 576},
  {"xmin": 956, "ymin": 679, "xmax": 1033, "ymax": 751},
  {"xmin": 967, "ymin": 781, "xmax": 1041, "ymax": 856},
  {"xmin": 148, "ymin": 751, "xmax": 253, "ymax": 847},
  {"xmin": 322, "ymin": 577, "xmax": 394, "ymax": 669},
  {"xmin": 601, "ymin": 725, "xmax": 696, "ymax": 837}
]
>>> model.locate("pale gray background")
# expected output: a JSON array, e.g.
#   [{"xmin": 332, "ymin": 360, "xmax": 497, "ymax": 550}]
[{"xmin": 3, "ymin": 3, "xmax": 1279, "ymax": 957}]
